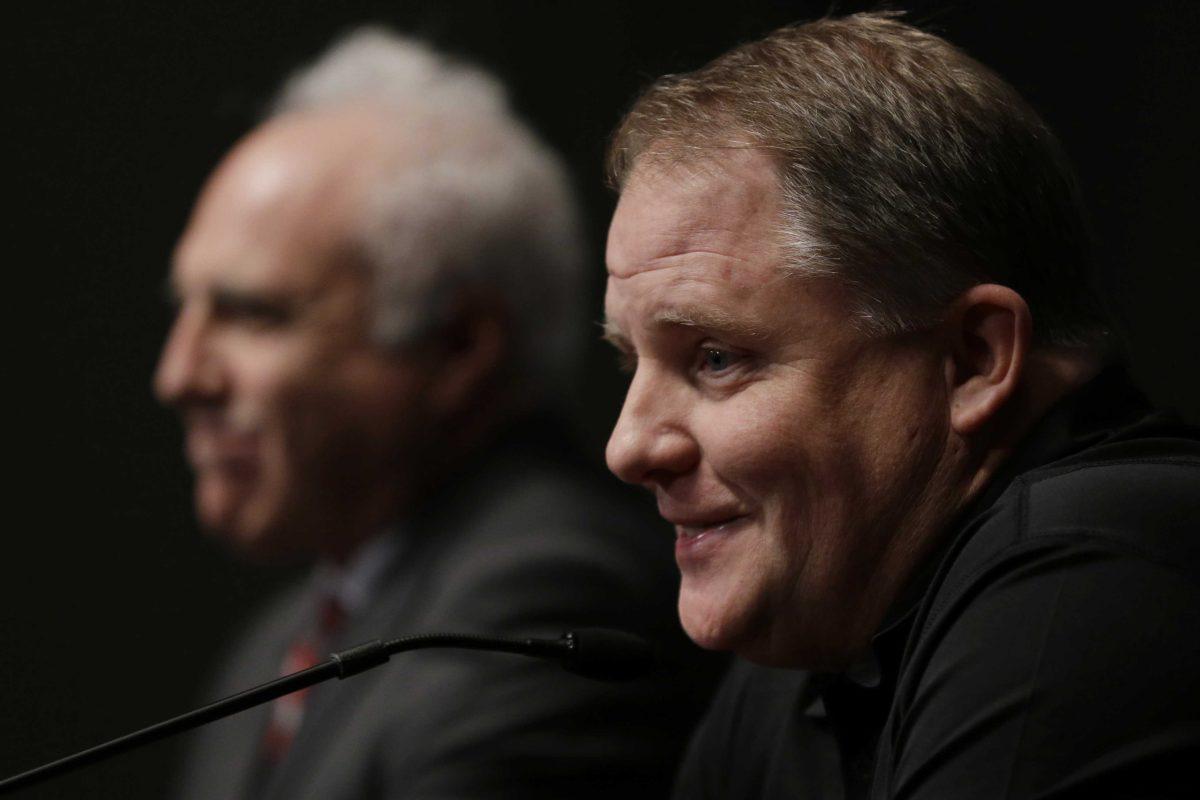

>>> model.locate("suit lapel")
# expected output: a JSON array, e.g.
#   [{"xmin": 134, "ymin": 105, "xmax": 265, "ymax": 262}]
[{"xmin": 261, "ymin": 535, "xmax": 442, "ymax": 800}]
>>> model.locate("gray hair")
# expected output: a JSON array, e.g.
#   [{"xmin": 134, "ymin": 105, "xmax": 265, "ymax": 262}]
[
  {"xmin": 608, "ymin": 13, "xmax": 1113, "ymax": 350},
  {"xmin": 274, "ymin": 27, "xmax": 586, "ymax": 394}
]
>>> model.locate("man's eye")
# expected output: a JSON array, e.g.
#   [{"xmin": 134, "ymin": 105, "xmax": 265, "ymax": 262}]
[
  {"xmin": 697, "ymin": 347, "xmax": 739, "ymax": 375},
  {"xmin": 213, "ymin": 297, "xmax": 293, "ymax": 327}
]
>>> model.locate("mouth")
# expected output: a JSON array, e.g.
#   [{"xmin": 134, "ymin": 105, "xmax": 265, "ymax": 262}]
[
  {"xmin": 669, "ymin": 513, "xmax": 751, "ymax": 567},
  {"xmin": 185, "ymin": 423, "xmax": 260, "ymax": 470},
  {"xmin": 671, "ymin": 515, "xmax": 750, "ymax": 541}
]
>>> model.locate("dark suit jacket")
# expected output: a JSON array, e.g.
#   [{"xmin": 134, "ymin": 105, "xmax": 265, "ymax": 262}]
[{"xmin": 175, "ymin": 422, "xmax": 719, "ymax": 800}]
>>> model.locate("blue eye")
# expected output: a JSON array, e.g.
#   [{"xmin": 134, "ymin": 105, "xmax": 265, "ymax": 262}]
[{"xmin": 701, "ymin": 348, "xmax": 734, "ymax": 373}]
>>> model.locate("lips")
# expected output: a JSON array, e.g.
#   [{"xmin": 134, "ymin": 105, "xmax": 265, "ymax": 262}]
[
  {"xmin": 669, "ymin": 512, "xmax": 751, "ymax": 569},
  {"xmin": 656, "ymin": 493, "xmax": 752, "ymax": 549},
  {"xmin": 673, "ymin": 515, "xmax": 749, "ymax": 539},
  {"xmin": 185, "ymin": 421, "xmax": 260, "ymax": 470},
  {"xmin": 658, "ymin": 497, "xmax": 749, "ymax": 530}
]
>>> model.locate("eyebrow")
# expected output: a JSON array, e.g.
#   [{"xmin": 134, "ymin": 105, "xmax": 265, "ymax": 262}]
[
  {"xmin": 652, "ymin": 307, "xmax": 768, "ymax": 340},
  {"xmin": 601, "ymin": 306, "xmax": 769, "ymax": 350}
]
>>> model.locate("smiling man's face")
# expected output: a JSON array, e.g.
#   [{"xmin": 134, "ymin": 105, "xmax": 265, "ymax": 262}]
[{"xmin": 603, "ymin": 150, "xmax": 955, "ymax": 668}]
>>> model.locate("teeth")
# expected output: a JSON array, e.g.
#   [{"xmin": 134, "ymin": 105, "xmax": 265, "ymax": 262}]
[{"xmin": 677, "ymin": 519, "xmax": 740, "ymax": 539}]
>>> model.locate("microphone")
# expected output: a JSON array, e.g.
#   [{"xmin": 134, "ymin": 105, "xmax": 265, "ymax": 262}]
[
  {"xmin": 371, "ymin": 628, "xmax": 655, "ymax": 682},
  {"xmin": 0, "ymin": 628, "xmax": 655, "ymax": 795},
  {"xmin": 557, "ymin": 628, "xmax": 656, "ymax": 681},
  {"xmin": 334, "ymin": 628, "xmax": 656, "ymax": 681}
]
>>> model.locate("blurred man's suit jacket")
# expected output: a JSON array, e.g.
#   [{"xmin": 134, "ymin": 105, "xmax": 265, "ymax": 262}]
[{"xmin": 174, "ymin": 420, "xmax": 718, "ymax": 800}]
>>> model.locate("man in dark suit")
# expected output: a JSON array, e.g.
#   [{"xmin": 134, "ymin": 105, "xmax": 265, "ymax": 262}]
[{"xmin": 157, "ymin": 28, "xmax": 714, "ymax": 799}]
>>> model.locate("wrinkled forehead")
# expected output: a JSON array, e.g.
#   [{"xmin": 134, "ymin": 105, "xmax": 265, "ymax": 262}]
[{"xmin": 606, "ymin": 148, "xmax": 786, "ymax": 282}]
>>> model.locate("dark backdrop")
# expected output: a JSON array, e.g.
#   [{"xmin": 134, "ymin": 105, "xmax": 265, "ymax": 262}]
[{"xmin": 6, "ymin": 2, "xmax": 1198, "ymax": 797}]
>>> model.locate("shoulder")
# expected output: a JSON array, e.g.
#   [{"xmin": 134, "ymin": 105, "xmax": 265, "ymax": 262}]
[
  {"xmin": 1018, "ymin": 439, "xmax": 1200, "ymax": 562},
  {"xmin": 934, "ymin": 431, "xmax": 1200, "ymax": 621},
  {"xmin": 912, "ymin": 420, "xmax": 1200, "ymax": 695},
  {"xmin": 885, "ymin": 432, "xmax": 1200, "ymax": 798}
]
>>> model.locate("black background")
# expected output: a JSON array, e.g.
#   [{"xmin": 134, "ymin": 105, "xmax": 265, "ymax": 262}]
[{"xmin": 5, "ymin": 2, "xmax": 1198, "ymax": 797}]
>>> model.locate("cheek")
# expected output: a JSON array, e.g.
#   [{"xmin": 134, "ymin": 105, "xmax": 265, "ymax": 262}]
[
  {"xmin": 705, "ymin": 391, "xmax": 841, "ymax": 537},
  {"xmin": 715, "ymin": 378, "xmax": 882, "ymax": 551},
  {"xmin": 821, "ymin": 356, "xmax": 951, "ymax": 554},
  {"xmin": 857, "ymin": 362, "xmax": 949, "ymax": 482},
  {"xmin": 302, "ymin": 358, "xmax": 432, "ymax": 476},
  {"xmin": 698, "ymin": 389, "xmax": 809, "ymax": 491},
  {"xmin": 224, "ymin": 339, "xmax": 317, "ymax": 425},
  {"xmin": 228, "ymin": 346, "xmax": 356, "ymax": 506}
]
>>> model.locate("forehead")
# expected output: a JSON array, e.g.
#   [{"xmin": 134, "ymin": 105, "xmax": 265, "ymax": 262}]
[
  {"xmin": 606, "ymin": 149, "xmax": 783, "ymax": 282},
  {"xmin": 171, "ymin": 113, "xmax": 382, "ymax": 295},
  {"xmin": 604, "ymin": 149, "xmax": 782, "ymax": 272},
  {"xmin": 604, "ymin": 149, "xmax": 796, "ymax": 341}
]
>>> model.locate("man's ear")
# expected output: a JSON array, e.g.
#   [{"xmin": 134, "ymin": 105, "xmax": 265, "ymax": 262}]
[
  {"xmin": 943, "ymin": 284, "xmax": 1032, "ymax": 436},
  {"xmin": 427, "ymin": 304, "xmax": 508, "ymax": 419}
]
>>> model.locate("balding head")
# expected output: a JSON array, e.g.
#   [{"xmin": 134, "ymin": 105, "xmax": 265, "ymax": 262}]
[
  {"xmin": 177, "ymin": 109, "xmax": 389, "ymax": 292},
  {"xmin": 156, "ymin": 29, "xmax": 586, "ymax": 561}
]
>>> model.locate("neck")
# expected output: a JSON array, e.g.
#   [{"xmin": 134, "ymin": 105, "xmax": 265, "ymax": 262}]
[
  {"xmin": 852, "ymin": 347, "xmax": 1104, "ymax": 662},
  {"xmin": 318, "ymin": 488, "xmax": 402, "ymax": 565},
  {"xmin": 962, "ymin": 346, "xmax": 1104, "ymax": 502}
]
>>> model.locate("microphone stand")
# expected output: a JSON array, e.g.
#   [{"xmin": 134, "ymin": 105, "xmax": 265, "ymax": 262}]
[{"xmin": 0, "ymin": 630, "xmax": 648, "ymax": 795}]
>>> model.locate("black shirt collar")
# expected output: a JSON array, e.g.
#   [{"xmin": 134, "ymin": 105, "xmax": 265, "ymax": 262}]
[{"xmin": 850, "ymin": 365, "xmax": 1151, "ymax": 688}]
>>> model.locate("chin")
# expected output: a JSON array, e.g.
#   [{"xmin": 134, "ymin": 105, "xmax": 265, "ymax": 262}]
[
  {"xmin": 199, "ymin": 511, "xmax": 265, "ymax": 555},
  {"xmin": 196, "ymin": 485, "xmax": 296, "ymax": 562},
  {"xmin": 678, "ymin": 582, "xmax": 831, "ymax": 668},
  {"xmin": 211, "ymin": 520, "xmax": 306, "ymax": 564},
  {"xmin": 677, "ymin": 585, "xmax": 754, "ymax": 653}
]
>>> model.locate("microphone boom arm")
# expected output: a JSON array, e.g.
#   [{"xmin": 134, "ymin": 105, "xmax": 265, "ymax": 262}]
[{"xmin": 0, "ymin": 629, "xmax": 648, "ymax": 795}]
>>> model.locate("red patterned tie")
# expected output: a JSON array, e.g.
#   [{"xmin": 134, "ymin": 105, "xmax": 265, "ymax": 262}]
[{"xmin": 259, "ymin": 594, "xmax": 346, "ymax": 764}]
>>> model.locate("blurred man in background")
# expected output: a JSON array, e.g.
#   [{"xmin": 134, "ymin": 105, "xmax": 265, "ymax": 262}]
[
  {"xmin": 157, "ymin": 28, "xmax": 714, "ymax": 800},
  {"xmin": 602, "ymin": 13, "xmax": 1200, "ymax": 799}
]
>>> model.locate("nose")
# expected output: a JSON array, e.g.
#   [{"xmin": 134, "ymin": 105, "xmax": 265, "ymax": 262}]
[
  {"xmin": 153, "ymin": 305, "xmax": 224, "ymax": 407},
  {"xmin": 606, "ymin": 364, "xmax": 699, "ymax": 488}
]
